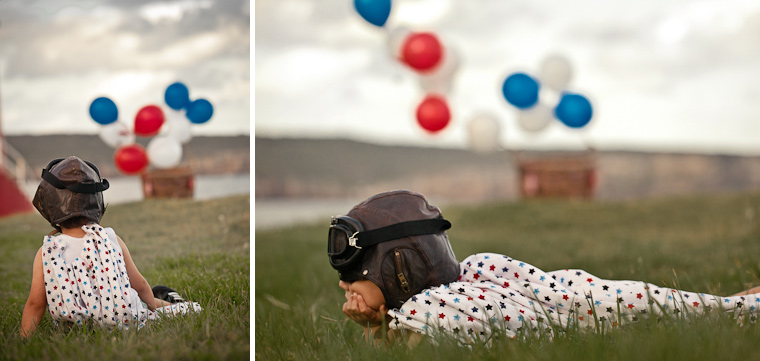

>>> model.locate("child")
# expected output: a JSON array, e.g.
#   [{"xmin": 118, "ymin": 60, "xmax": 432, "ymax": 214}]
[
  {"xmin": 20, "ymin": 156, "xmax": 201, "ymax": 338},
  {"xmin": 330, "ymin": 190, "xmax": 760, "ymax": 345}
]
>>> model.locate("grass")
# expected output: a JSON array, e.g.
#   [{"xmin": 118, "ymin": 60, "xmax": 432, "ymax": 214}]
[
  {"xmin": 0, "ymin": 195, "xmax": 250, "ymax": 360},
  {"xmin": 254, "ymin": 191, "xmax": 760, "ymax": 360}
]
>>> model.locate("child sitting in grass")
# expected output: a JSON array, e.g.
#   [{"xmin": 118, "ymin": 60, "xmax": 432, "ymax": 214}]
[
  {"xmin": 330, "ymin": 190, "xmax": 760, "ymax": 345},
  {"xmin": 20, "ymin": 156, "xmax": 201, "ymax": 338}
]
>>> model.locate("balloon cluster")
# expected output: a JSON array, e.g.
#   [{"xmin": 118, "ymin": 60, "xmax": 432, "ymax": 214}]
[
  {"xmin": 354, "ymin": 2, "xmax": 594, "ymax": 153},
  {"xmin": 502, "ymin": 55, "xmax": 593, "ymax": 133},
  {"xmin": 355, "ymin": 0, "xmax": 458, "ymax": 135},
  {"xmin": 89, "ymin": 82, "xmax": 214, "ymax": 175}
]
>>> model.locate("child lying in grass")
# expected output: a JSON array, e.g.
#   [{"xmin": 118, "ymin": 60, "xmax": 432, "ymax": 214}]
[
  {"xmin": 20, "ymin": 156, "xmax": 201, "ymax": 338},
  {"xmin": 330, "ymin": 190, "xmax": 760, "ymax": 345}
]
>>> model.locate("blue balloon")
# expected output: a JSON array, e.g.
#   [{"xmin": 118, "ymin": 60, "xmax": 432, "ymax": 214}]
[
  {"xmin": 555, "ymin": 93, "xmax": 593, "ymax": 128},
  {"xmin": 165, "ymin": 82, "xmax": 190, "ymax": 110},
  {"xmin": 354, "ymin": 0, "xmax": 391, "ymax": 27},
  {"xmin": 89, "ymin": 97, "xmax": 118, "ymax": 125},
  {"xmin": 186, "ymin": 99, "xmax": 213, "ymax": 124},
  {"xmin": 502, "ymin": 73, "xmax": 540, "ymax": 109}
]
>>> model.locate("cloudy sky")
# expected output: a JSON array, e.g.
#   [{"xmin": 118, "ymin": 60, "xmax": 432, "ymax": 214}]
[
  {"xmin": 256, "ymin": 0, "xmax": 760, "ymax": 154},
  {"xmin": 0, "ymin": 0, "xmax": 250, "ymax": 136}
]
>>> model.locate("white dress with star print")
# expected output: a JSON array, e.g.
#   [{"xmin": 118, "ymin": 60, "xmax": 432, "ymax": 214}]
[
  {"xmin": 387, "ymin": 253, "xmax": 760, "ymax": 343},
  {"xmin": 41, "ymin": 223, "xmax": 202, "ymax": 330}
]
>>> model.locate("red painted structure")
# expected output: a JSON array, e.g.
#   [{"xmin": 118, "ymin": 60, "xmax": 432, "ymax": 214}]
[
  {"xmin": 0, "ymin": 82, "xmax": 35, "ymax": 218},
  {"xmin": 0, "ymin": 167, "xmax": 33, "ymax": 217}
]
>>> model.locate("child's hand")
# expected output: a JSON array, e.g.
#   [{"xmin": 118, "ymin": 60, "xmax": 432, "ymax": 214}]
[{"xmin": 342, "ymin": 292, "xmax": 388, "ymax": 327}]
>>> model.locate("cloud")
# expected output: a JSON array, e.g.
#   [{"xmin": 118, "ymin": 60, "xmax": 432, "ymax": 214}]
[{"xmin": 0, "ymin": 0, "xmax": 249, "ymax": 135}]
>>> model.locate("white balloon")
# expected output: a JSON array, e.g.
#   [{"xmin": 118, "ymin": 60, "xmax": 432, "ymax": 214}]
[
  {"xmin": 517, "ymin": 102, "xmax": 553, "ymax": 133},
  {"xmin": 385, "ymin": 26, "xmax": 411, "ymax": 60},
  {"xmin": 418, "ymin": 45, "xmax": 460, "ymax": 95},
  {"xmin": 98, "ymin": 121, "xmax": 134, "ymax": 148},
  {"xmin": 147, "ymin": 136, "xmax": 183, "ymax": 169},
  {"xmin": 166, "ymin": 111, "xmax": 192, "ymax": 144},
  {"xmin": 466, "ymin": 113, "xmax": 501, "ymax": 153},
  {"xmin": 539, "ymin": 55, "xmax": 573, "ymax": 91}
]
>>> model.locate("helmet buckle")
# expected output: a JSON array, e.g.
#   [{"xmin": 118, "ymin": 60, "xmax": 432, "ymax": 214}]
[{"xmin": 348, "ymin": 232, "xmax": 362, "ymax": 249}]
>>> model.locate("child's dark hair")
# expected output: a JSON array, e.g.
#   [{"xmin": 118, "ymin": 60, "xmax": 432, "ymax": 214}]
[{"xmin": 59, "ymin": 216, "xmax": 96, "ymax": 230}]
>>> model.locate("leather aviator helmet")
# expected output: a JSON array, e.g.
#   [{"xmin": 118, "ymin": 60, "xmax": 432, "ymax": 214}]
[
  {"xmin": 33, "ymin": 156, "xmax": 109, "ymax": 230},
  {"xmin": 328, "ymin": 190, "xmax": 460, "ymax": 309}
]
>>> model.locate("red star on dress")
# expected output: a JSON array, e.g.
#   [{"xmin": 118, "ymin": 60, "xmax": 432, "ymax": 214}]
[
  {"xmin": 587, "ymin": 310, "xmax": 593, "ymax": 315},
  {"xmin": 627, "ymin": 304, "xmax": 635, "ymax": 309},
  {"xmin": 505, "ymin": 315, "xmax": 511, "ymax": 321},
  {"xmin": 692, "ymin": 302, "xmax": 700, "ymax": 307},
  {"xmin": 503, "ymin": 282, "xmax": 510, "ymax": 288},
  {"xmin": 514, "ymin": 272, "xmax": 519, "ymax": 278},
  {"xmin": 489, "ymin": 265, "xmax": 496, "ymax": 271},
  {"xmin": 410, "ymin": 309, "xmax": 417, "ymax": 315},
  {"xmin": 467, "ymin": 297, "xmax": 473, "ymax": 301},
  {"xmin": 439, "ymin": 313, "xmax": 445, "ymax": 319},
  {"xmin": 587, "ymin": 278, "xmax": 593, "ymax": 283},
  {"xmin": 478, "ymin": 295, "xmax": 485, "ymax": 300},
  {"xmin": 467, "ymin": 316, "xmax": 474, "ymax": 322},
  {"xmin": 636, "ymin": 293, "xmax": 643, "ymax": 299},
  {"xmin": 473, "ymin": 273, "xmax": 480, "ymax": 280},
  {"xmin": 563, "ymin": 295, "xmax": 569, "ymax": 300}
]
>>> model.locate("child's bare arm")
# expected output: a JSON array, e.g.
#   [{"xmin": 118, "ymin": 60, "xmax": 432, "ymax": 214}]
[
  {"xmin": 20, "ymin": 248, "xmax": 48, "ymax": 338},
  {"xmin": 116, "ymin": 236, "xmax": 157, "ymax": 311}
]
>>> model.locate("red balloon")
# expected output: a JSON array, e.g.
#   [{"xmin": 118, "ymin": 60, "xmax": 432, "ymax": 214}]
[
  {"xmin": 114, "ymin": 144, "xmax": 149, "ymax": 175},
  {"xmin": 401, "ymin": 32, "xmax": 443, "ymax": 72},
  {"xmin": 416, "ymin": 95, "xmax": 451, "ymax": 133},
  {"xmin": 134, "ymin": 105, "xmax": 165, "ymax": 136}
]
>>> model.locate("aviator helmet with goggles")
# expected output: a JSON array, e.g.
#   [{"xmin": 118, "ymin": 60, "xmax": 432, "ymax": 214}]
[
  {"xmin": 33, "ymin": 156, "xmax": 110, "ymax": 230},
  {"xmin": 328, "ymin": 190, "xmax": 460, "ymax": 309}
]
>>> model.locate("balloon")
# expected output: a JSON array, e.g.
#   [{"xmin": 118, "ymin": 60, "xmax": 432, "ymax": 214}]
[
  {"xmin": 89, "ymin": 97, "xmax": 118, "ymax": 125},
  {"xmin": 186, "ymin": 99, "xmax": 214, "ymax": 124},
  {"xmin": 466, "ymin": 113, "xmax": 501, "ymax": 153},
  {"xmin": 353, "ymin": 0, "xmax": 391, "ymax": 27},
  {"xmin": 166, "ymin": 111, "xmax": 192, "ymax": 144},
  {"xmin": 539, "ymin": 55, "xmax": 573, "ymax": 91},
  {"xmin": 98, "ymin": 121, "xmax": 135, "ymax": 148},
  {"xmin": 502, "ymin": 73, "xmax": 540, "ymax": 109},
  {"xmin": 164, "ymin": 82, "xmax": 190, "ymax": 110},
  {"xmin": 147, "ymin": 136, "xmax": 183, "ymax": 169},
  {"xmin": 517, "ymin": 102, "xmax": 553, "ymax": 133},
  {"xmin": 555, "ymin": 93, "xmax": 593, "ymax": 128},
  {"xmin": 114, "ymin": 144, "xmax": 148, "ymax": 175},
  {"xmin": 401, "ymin": 32, "xmax": 443, "ymax": 72},
  {"xmin": 385, "ymin": 26, "xmax": 411, "ymax": 60},
  {"xmin": 418, "ymin": 45, "xmax": 460, "ymax": 95},
  {"xmin": 134, "ymin": 105, "xmax": 165, "ymax": 136},
  {"xmin": 415, "ymin": 95, "xmax": 450, "ymax": 133}
]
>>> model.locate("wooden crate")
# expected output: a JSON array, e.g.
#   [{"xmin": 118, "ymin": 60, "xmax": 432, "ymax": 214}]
[
  {"xmin": 141, "ymin": 166, "xmax": 194, "ymax": 199},
  {"xmin": 517, "ymin": 152, "xmax": 597, "ymax": 199}
]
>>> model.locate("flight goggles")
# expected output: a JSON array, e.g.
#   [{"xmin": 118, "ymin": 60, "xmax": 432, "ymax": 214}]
[
  {"xmin": 41, "ymin": 158, "xmax": 109, "ymax": 194},
  {"xmin": 327, "ymin": 215, "xmax": 451, "ymax": 272}
]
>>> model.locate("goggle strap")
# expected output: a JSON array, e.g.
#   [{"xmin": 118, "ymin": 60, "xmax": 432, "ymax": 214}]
[
  {"xmin": 354, "ymin": 218, "xmax": 451, "ymax": 248},
  {"xmin": 41, "ymin": 168, "xmax": 110, "ymax": 194}
]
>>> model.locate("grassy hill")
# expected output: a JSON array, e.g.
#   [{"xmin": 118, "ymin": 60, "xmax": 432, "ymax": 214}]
[
  {"xmin": 255, "ymin": 191, "xmax": 760, "ymax": 360},
  {"xmin": 1, "ymin": 195, "xmax": 250, "ymax": 360},
  {"xmin": 6, "ymin": 134, "xmax": 250, "ymax": 178},
  {"xmin": 255, "ymin": 137, "xmax": 760, "ymax": 200}
]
